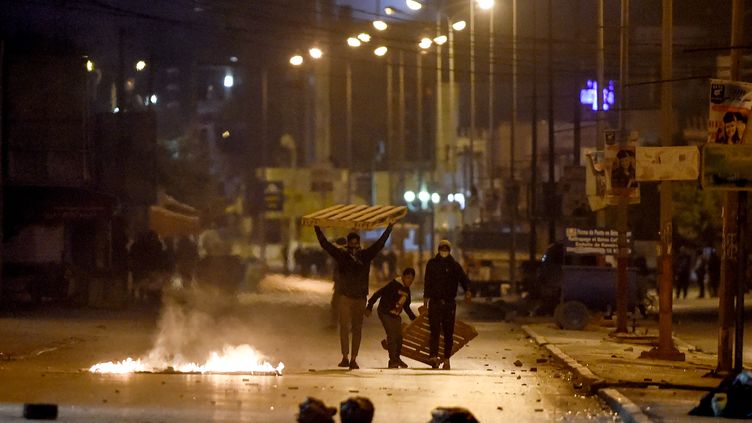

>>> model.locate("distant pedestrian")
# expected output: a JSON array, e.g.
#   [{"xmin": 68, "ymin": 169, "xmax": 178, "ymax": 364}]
[
  {"xmin": 708, "ymin": 249, "xmax": 721, "ymax": 297},
  {"xmin": 423, "ymin": 240, "xmax": 472, "ymax": 370},
  {"xmin": 315, "ymin": 223, "xmax": 394, "ymax": 370},
  {"xmin": 674, "ymin": 247, "xmax": 692, "ymax": 299},
  {"xmin": 694, "ymin": 249, "xmax": 708, "ymax": 298},
  {"xmin": 365, "ymin": 267, "xmax": 417, "ymax": 368}
]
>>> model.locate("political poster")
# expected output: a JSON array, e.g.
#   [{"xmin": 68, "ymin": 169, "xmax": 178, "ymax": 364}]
[
  {"xmin": 708, "ymin": 79, "xmax": 752, "ymax": 145},
  {"xmin": 635, "ymin": 146, "xmax": 700, "ymax": 181},
  {"xmin": 701, "ymin": 143, "xmax": 752, "ymax": 190}
]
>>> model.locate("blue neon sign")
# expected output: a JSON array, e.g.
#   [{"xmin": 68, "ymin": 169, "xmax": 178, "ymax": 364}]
[{"xmin": 580, "ymin": 80, "xmax": 615, "ymax": 111}]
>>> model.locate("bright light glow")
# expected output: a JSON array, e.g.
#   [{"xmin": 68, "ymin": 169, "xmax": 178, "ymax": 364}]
[
  {"xmin": 357, "ymin": 33, "xmax": 372, "ymax": 43},
  {"xmin": 452, "ymin": 20, "xmax": 467, "ymax": 31},
  {"xmin": 418, "ymin": 190, "xmax": 430, "ymax": 202},
  {"xmin": 406, "ymin": 0, "xmax": 423, "ymax": 10},
  {"xmin": 222, "ymin": 130, "xmax": 230, "ymax": 139},
  {"xmin": 135, "ymin": 60, "xmax": 147, "ymax": 71},
  {"xmin": 150, "ymin": 94, "xmax": 158, "ymax": 104},
  {"xmin": 230, "ymin": 56, "xmax": 239, "ymax": 63},
  {"xmin": 448, "ymin": 193, "xmax": 455, "ymax": 202},
  {"xmin": 223, "ymin": 74, "xmax": 234, "ymax": 88},
  {"xmin": 374, "ymin": 46, "xmax": 388, "ymax": 57},
  {"xmin": 454, "ymin": 193, "xmax": 466, "ymax": 209},
  {"xmin": 384, "ymin": 6, "xmax": 395, "ymax": 15},
  {"xmin": 477, "ymin": 0, "xmax": 495, "ymax": 10},
  {"xmin": 347, "ymin": 37, "xmax": 362, "ymax": 47},
  {"xmin": 373, "ymin": 20, "xmax": 388, "ymax": 31},
  {"xmin": 419, "ymin": 38, "xmax": 432, "ymax": 49},
  {"xmin": 431, "ymin": 193, "xmax": 440, "ymax": 204},
  {"xmin": 86, "ymin": 60, "xmax": 94, "ymax": 72},
  {"xmin": 290, "ymin": 55, "xmax": 304, "ymax": 66},
  {"xmin": 580, "ymin": 80, "xmax": 615, "ymax": 111},
  {"xmin": 309, "ymin": 47, "xmax": 323, "ymax": 59},
  {"xmin": 404, "ymin": 190, "xmax": 416, "ymax": 202},
  {"xmin": 113, "ymin": 107, "xmax": 120, "ymax": 113},
  {"xmin": 433, "ymin": 35, "xmax": 448, "ymax": 45},
  {"xmin": 89, "ymin": 344, "xmax": 284, "ymax": 375}
]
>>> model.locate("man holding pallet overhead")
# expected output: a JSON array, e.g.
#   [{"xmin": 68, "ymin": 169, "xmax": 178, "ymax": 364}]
[
  {"xmin": 314, "ymin": 223, "xmax": 394, "ymax": 370},
  {"xmin": 423, "ymin": 239, "xmax": 472, "ymax": 370}
]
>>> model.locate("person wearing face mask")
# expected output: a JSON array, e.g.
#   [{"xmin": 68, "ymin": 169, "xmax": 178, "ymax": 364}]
[
  {"xmin": 423, "ymin": 239, "xmax": 472, "ymax": 370},
  {"xmin": 314, "ymin": 223, "xmax": 394, "ymax": 370}
]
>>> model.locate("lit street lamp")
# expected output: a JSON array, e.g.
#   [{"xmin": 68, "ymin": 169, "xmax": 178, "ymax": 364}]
[
  {"xmin": 289, "ymin": 55, "xmax": 304, "ymax": 66},
  {"xmin": 135, "ymin": 60, "xmax": 147, "ymax": 72},
  {"xmin": 308, "ymin": 47, "xmax": 323, "ymax": 59}
]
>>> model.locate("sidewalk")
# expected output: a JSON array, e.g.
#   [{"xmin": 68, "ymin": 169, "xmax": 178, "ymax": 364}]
[{"xmin": 521, "ymin": 314, "xmax": 739, "ymax": 423}]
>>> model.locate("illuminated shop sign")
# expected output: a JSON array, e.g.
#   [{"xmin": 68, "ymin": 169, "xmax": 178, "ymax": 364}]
[{"xmin": 580, "ymin": 80, "xmax": 615, "ymax": 111}]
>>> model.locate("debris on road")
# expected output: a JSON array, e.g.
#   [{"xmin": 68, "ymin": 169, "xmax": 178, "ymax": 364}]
[{"xmin": 513, "ymin": 360, "xmax": 523, "ymax": 367}]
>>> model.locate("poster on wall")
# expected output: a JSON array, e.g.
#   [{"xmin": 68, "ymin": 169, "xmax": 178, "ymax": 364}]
[
  {"xmin": 708, "ymin": 79, "xmax": 752, "ymax": 145},
  {"xmin": 635, "ymin": 146, "xmax": 700, "ymax": 181},
  {"xmin": 701, "ymin": 143, "xmax": 752, "ymax": 190}
]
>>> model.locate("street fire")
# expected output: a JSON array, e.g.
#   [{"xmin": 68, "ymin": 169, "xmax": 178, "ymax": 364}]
[{"xmin": 90, "ymin": 344, "xmax": 284, "ymax": 375}]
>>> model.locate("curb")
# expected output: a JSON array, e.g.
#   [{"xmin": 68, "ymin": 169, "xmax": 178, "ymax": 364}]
[
  {"xmin": 521, "ymin": 325, "xmax": 607, "ymax": 393},
  {"xmin": 598, "ymin": 388, "xmax": 653, "ymax": 423}
]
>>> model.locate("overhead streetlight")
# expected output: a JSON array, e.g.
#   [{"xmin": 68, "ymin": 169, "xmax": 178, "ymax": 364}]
[
  {"xmin": 309, "ymin": 47, "xmax": 323, "ymax": 59},
  {"xmin": 433, "ymin": 35, "xmax": 448, "ymax": 45},
  {"xmin": 135, "ymin": 60, "xmax": 147, "ymax": 71},
  {"xmin": 223, "ymin": 74, "xmax": 234, "ymax": 88},
  {"xmin": 419, "ymin": 37, "xmax": 432, "ymax": 49},
  {"xmin": 418, "ymin": 190, "xmax": 430, "ymax": 202},
  {"xmin": 373, "ymin": 20, "xmax": 388, "ymax": 31},
  {"xmin": 289, "ymin": 55, "xmax": 304, "ymax": 66},
  {"xmin": 452, "ymin": 20, "xmax": 467, "ymax": 31},
  {"xmin": 374, "ymin": 46, "xmax": 388, "ymax": 57},
  {"xmin": 406, "ymin": 0, "xmax": 423, "ymax": 11},
  {"xmin": 384, "ymin": 6, "xmax": 395, "ymax": 15},
  {"xmin": 150, "ymin": 94, "xmax": 158, "ymax": 104},
  {"xmin": 347, "ymin": 37, "xmax": 362, "ymax": 47},
  {"xmin": 357, "ymin": 32, "xmax": 371, "ymax": 43},
  {"xmin": 404, "ymin": 190, "xmax": 416, "ymax": 202},
  {"xmin": 477, "ymin": 0, "xmax": 495, "ymax": 10},
  {"xmin": 431, "ymin": 193, "xmax": 440, "ymax": 204},
  {"xmin": 85, "ymin": 59, "xmax": 95, "ymax": 72}
]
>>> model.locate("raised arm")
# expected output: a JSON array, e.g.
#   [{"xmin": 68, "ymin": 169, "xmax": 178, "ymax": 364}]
[
  {"xmin": 362, "ymin": 223, "xmax": 394, "ymax": 261},
  {"xmin": 314, "ymin": 226, "xmax": 344, "ymax": 259}
]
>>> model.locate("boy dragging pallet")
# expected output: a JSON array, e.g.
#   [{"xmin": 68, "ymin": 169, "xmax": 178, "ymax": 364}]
[{"xmin": 365, "ymin": 268, "xmax": 417, "ymax": 368}]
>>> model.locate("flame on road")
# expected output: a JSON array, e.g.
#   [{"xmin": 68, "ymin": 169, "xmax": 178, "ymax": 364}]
[{"xmin": 90, "ymin": 344, "xmax": 284, "ymax": 375}]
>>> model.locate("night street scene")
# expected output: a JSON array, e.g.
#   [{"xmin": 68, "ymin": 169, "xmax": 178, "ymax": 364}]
[{"xmin": 3, "ymin": 0, "xmax": 752, "ymax": 421}]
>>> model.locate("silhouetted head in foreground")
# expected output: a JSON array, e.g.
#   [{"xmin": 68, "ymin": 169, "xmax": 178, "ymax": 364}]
[
  {"xmin": 340, "ymin": 396, "xmax": 374, "ymax": 423},
  {"xmin": 297, "ymin": 397, "xmax": 336, "ymax": 423},
  {"xmin": 429, "ymin": 407, "xmax": 479, "ymax": 423}
]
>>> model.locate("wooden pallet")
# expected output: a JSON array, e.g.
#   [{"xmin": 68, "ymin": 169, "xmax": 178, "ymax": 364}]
[
  {"xmin": 300, "ymin": 204, "xmax": 407, "ymax": 230},
  {"xmin": 381, "ymin": 312, "xmax": 478, "ymax": 365}
]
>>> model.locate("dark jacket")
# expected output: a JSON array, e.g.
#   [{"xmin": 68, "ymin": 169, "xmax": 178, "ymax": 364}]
[
  {"xmin": 315, "ymin": 225, "xmax": 393, "ymax": 299},
  {"xmin": 424, "ymin": 253, "xmax": 470, "ymax": 301},
  {"xmin": 367, "ymin": 278, "xmax": 417, "ymax": 320}
]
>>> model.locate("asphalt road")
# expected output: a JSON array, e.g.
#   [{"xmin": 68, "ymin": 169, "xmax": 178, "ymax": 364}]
[{"xmin": 0, "ymin": 275, "xmax": 620, "ymax": 422}]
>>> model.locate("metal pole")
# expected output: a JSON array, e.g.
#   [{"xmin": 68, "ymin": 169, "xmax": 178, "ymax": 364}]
[
  {"xmin": 0, "ymin": 40, "xmax": 4, "ymax": 302},
  {"xmin": 524, "ymin": 0, "xmax": 538, "ymax": 292},
  {"xmin": 572, "ymin": 0, "xmax": 581, "ymax": 166},
  {"xmin": 436, "ymin": 13, "xmax": 443, "ymax": 177},
  {"xmin": 399, "ymin": 50, "xmax": 406, "ymax": 200},
  {"xmin": 510, "ymin": 0, "xmax": 519, "ymax": 291},
  {"xmin": 717, "ymin": 0, "xmax": 744, "ymax": 375},
  {"xmin": 469, "ymin": 0, "xmax": 476, "ymax": 197},
  {"xmin": 449, "ymin": 25, "xmax": 457, "ymax": 192},
  {"xmin": 547, "ymin": 0, "xmax": 555, "ymax": 244},
  {"xmin": 387, "ymin": 56, "xmax": 394, "ymax": 204},
  {"xmin": 260, "ymin": 68, "xmax": 268, "ymax": 265},
  {"xmin": 640, "ymin": 0, "xmax": 684, "ymax": 361},
  {"xmin": 732, "ymin": 0, "xmax": 746, "ymax": 374},
  {"xmin": 488, "ymin": 6, "xmax": 495, "ymax": 221},
  {"xmin": 595, "ymin": 0, "xmax": 606, "ymax": 228},
  {"xmin": 346, "ymin": 61, "xmax": 352, "ymax": 204},
  {"xmin": 613, "ymin": 0, "xmax": 631, "ymax": 335},
  {"xmin": 417, "ymin": 51, "xmax": 424, "ymax": 187}
]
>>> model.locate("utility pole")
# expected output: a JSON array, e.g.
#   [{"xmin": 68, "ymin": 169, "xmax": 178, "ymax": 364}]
[
  {"xmin": 510, "ymin": 0, "xmax": 519, "ymax": 291},
  {"xmin": 572, "ymin": 0, "xmax": 581, "ymax": 166},
  {"xmin": 386, "ymin": 55, "xmax": 394, "ymax": 203},
  {"xmin": 0, "ymin": 40, "xmax": 4, "ymax": 302},
  {"xmin": 640, "ymin": 0, "xmax": 684, "ymax": 361},
  {"xmin": 469, "ymin": 0, "xmax": 476, "ymax": 198},
  {"xmin": 488, "ymin": 6, "xmax": 495, "ymax": 222},
  {"xmin": 346, "ymin": 61, "xmax": 352, "ymax": 204},
  {"xmin": 596, "ymin": 0, "xmax": 606, "ymax": 228},
  {"xmin": 547, "ymin": 0, "xmax": 555, "ymax": 243},
  {"xmin": 731, "ymin": 0, "xmax": 746, "ymax": 375},
  {"xmin": 527, "ymin": 0, "xmax": 537, "ymax": 275}
]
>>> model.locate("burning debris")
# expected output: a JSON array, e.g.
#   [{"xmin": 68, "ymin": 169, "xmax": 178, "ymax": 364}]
[{"xmin": 89, "ymin": 285, "xmax": 284, "ymax": 375}]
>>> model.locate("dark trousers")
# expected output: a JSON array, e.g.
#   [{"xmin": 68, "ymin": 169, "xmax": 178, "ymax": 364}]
[
  {"xmin": 428, "ymin": 298, "xmax": 456, "ymax": 359},
  {"xmin": 378, "ymin": 311, "xmax": 403, "ymax": 362},
  {"xmin": 339, "ymin": 295, "xmax": 366, "ymax": 358}
]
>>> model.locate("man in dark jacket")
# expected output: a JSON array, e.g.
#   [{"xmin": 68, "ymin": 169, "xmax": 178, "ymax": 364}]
[
  {"xmin": 315, "ymin": 223, "xmax": 394, "ymax": 370},
  {"xmin": 423, "ymin": 239, "xmax": 471, "ymax": 370},
  {"xmin": 365, "ymin": 267, "xmax": 417, "ymax": 368}
]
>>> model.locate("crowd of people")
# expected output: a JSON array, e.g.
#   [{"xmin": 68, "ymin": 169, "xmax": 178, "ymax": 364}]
[{"xmin": 673, "ymin": 246, "xmax": 721, "ymax": 299}]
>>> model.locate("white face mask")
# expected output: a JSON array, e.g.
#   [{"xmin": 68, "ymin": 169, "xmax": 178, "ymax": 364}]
[{"xmin": 439, "ymin": 251, "xmax": 449, "ymax": 258}]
